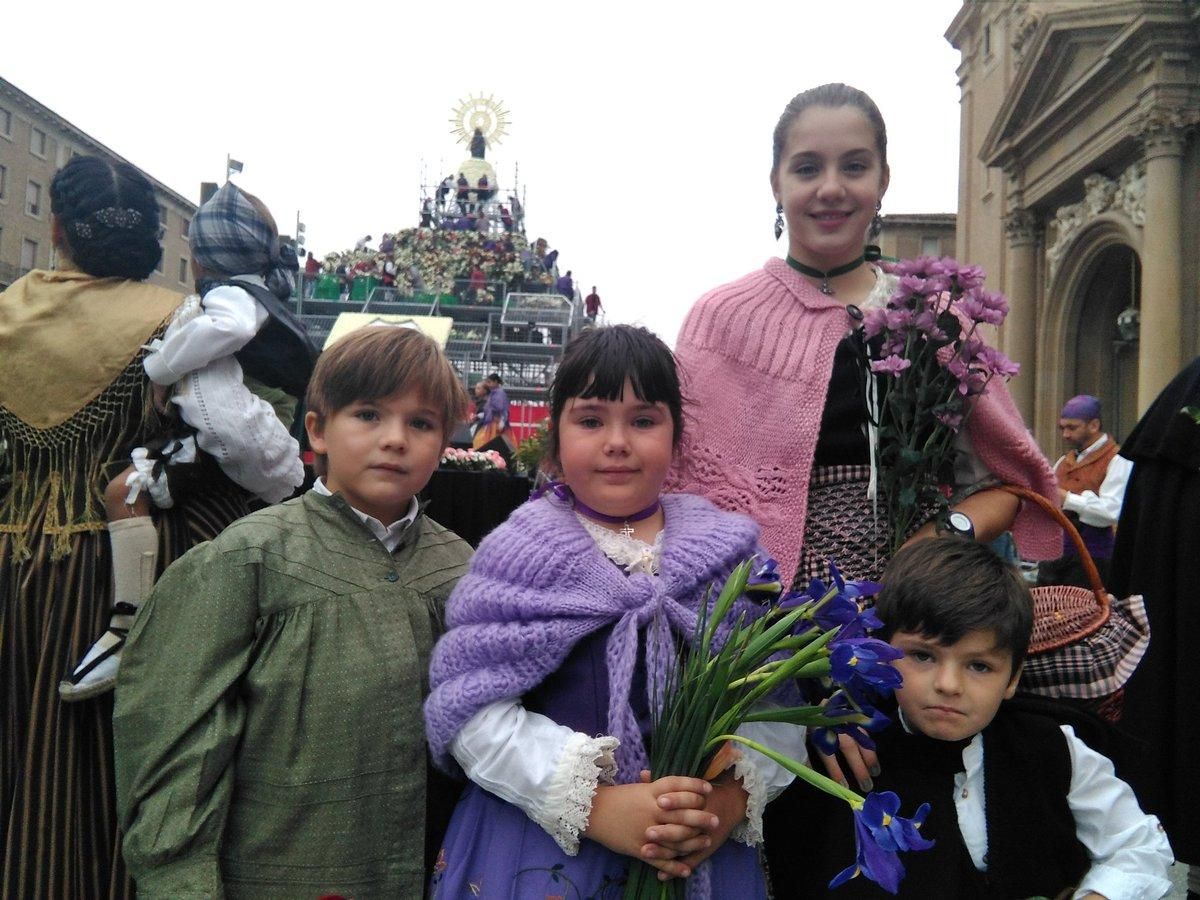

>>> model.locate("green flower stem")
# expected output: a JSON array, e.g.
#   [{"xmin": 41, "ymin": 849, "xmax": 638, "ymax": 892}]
[
  {"xmin": 739, "ymin": 707, "xmax": 871, "ymax": 727},
  {"xmin": 713, "ymin": 631, "xmax": 836, "ymax": 735},
  {"xmin": 703, "ymin": 564, "xmax": 750, "ymax": 650},
  {"xmin": 734, "ymin": 608, "xmax": 811, "ymax": 673},
  {"xmin": 727, "ymin": 660, "xmax": 787, "ymax": 689},
  {"xmin": 773, "ymin": 630, "xmax": 826, "ymax": 651},
  {"xmin": 706, "ymin": 734, "xmax": 865, "ymax": 808}
]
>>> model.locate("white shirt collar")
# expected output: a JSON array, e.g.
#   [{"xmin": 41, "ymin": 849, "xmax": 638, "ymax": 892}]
[
  {"xmin": 311, "ymin": 478, "xmax": 419, "ymax": 553},
  {"xmin": 1076, "ymin": 433, "xmax": 1110, "ymax": 461}
]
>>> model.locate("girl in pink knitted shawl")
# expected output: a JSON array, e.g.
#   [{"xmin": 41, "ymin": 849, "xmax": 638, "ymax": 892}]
[
  {"xmin": 425, "ymin": 325, "xmax": 804, "ymax": 899},
  {"xmin": 669, "ymin": 82, "xmax": 1059, "ymax": 898}
]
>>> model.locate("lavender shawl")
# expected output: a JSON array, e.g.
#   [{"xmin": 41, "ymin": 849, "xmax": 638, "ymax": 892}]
[{"xmin": 424, "ymin": 492, "xmax": 761, "ymax": 781}]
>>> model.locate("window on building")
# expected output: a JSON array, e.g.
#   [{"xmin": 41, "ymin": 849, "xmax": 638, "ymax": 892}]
[
  {"xmin": 25, "ymin": 180, "xmax": 41, "ymax": 217},
  {"xmin": 0, "ymin": 108, "xmax": 11, "ymax": 138},
  {"xmin": 920, "ymin": 236, "xmax": 941, "ymax": 257},
  {"xmin": 21, "ymin": 238, "xmax": 38, "ymax": 272},
  {"xmin": 155, "ymin": 253, "xmax": 164, "ymax": 274},
  {"xmin": 30, "ymin": 127, "xmax": 47, "ymax": 158},
  {"xmin": 181, "ymin": 217, "xmax": 190, "ymax": 238},
  {"xmin": 0, "ymin": 164, "xmax": 7, "ymax": 200},
  {"xmin": 57, "ymin": 143, "xmax": 76, "ymax": 167},
  {"xmin": 179, "ymin": 257, "xmax": 189, "ymax": 284},
  {"xmin": 158, "ymin": 204, "xmax": 168, "ymax": 240}
]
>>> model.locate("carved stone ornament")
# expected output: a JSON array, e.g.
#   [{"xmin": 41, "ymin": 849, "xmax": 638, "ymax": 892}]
[
  {"xmin": 1011, "ymin": 2, "xmax": 1041, "ymax": 59},
  {"xmin": 1133, "ymin": 106, "xmax": 1200, "ymax": 152},
  {"xmin": 1045, "ymin": 161, "xmax": 1146, "ymax": 279},
  {"xmin": 1004, "ymin": 208, "xmax": 1042, "ymax": 245}
]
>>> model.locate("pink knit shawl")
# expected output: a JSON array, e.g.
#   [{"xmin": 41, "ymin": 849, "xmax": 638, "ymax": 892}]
[{"xmin": 670, "ymin": 257, "xmax": 1060, "ymax": 581}]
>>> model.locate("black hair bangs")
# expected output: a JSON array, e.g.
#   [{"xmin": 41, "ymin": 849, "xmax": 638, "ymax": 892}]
[{"xmin": 546, "ymin": 325, "xmax": 686, "ymax": 463}]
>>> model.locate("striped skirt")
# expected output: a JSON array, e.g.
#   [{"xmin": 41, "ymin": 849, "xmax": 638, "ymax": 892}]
[{"xmin": 1, "ymin": 475, "xmax": 250, "ymax": 900}]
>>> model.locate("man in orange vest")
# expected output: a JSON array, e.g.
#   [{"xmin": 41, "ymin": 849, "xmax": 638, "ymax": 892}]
[{"xmin": 1038, "ymin": 395, "xmax": 1132, "ymax": 587}]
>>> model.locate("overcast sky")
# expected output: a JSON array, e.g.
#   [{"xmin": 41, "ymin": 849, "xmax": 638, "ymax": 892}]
[{"xmin": 5, "ymin": 0, "xmax": 964, "ymax": 341}]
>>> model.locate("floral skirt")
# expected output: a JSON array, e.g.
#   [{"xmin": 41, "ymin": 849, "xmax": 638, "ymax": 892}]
[{"xmin": 431, "ymin": 783, "xmax": 766, "ymax": 900}]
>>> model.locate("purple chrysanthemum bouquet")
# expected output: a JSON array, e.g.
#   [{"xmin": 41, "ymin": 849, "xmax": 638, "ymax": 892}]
[
  {"xmin": 624, "ymin": 558, "xmax": 932, "ymax": 899},
  {"xmin": 863, "ymin": 256, "xmax": 1020, "ymax": 554}
]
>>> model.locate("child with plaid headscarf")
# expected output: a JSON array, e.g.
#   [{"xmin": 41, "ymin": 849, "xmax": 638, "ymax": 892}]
[{"xmin": 60, "ymin": 182, "xmax": 315, "ymax": 700}]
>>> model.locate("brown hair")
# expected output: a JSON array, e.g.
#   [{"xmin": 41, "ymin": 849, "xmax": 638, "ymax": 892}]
[
  {"xmin": 771, "ymin": 83, "xmax": 888, "ymax": 174},
  {"xmin": 305, "ymin": 326, "xmax": 469, "ymax": 444},
  {"xmin": 875, "ymin": 539, "xmax": 1034, "ymax": 671}
]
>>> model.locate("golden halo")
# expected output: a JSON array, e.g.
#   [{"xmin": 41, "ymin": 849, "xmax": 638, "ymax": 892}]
[{"xmin": 449, "ymin": 93, "xmax": 511, "ymax": 148}]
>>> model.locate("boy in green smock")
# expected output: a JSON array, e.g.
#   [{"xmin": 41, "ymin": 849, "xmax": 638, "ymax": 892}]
[{"xmin": 114, "ymin": 326, "xmax": 473, "ymax": 899}]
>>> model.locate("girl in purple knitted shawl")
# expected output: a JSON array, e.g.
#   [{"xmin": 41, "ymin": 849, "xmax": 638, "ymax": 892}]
[{"xmin": 425, "ymin": 326, "xmax": 804, "ymax": 898}]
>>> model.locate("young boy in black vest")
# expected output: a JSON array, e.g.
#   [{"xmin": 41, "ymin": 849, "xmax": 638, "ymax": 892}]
[{"xmin": 775, "ymin": 539, "xmax": 1172, "ymax": 899}]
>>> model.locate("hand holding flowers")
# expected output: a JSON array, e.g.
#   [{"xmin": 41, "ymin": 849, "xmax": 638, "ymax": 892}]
[
  {"xmin": 624, "ymin": 558, "xmax": 932, "ymax": 898},
  {"xmin": 586, "ymin": 776, "xmax": 716, "ymax": 881}
]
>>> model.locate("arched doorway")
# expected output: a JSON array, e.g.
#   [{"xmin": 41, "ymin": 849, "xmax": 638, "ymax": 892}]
[{"xmin": 1071, "ymin": 244, "xmax": 1139, "ymax": 441}]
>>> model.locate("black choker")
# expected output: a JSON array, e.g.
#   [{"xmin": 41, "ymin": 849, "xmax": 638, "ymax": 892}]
[{"xmin": 786, "ymin": 246, "xmax": 883, "ymax": 295}]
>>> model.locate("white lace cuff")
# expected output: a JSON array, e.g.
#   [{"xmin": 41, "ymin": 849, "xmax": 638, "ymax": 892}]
[
  {"xmin": 531, "ymin": 732, "xmax": 619, "ymax": 856},
  {"xmin": 729, "ymin": 752, "xmax": 769, "ymax": 846}
]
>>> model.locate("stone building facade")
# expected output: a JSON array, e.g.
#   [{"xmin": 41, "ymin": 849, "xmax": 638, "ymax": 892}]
[
  {"xmin": 947, "ymin": 0, "xmax": 1199, "ymax": 444},
  {"xmin": 0, "ymin": 76, "xmax": 196, "ymax": 292},
  {"xmin": 876, "ymin": 213, "xmax": 957, "ymax": 263}
]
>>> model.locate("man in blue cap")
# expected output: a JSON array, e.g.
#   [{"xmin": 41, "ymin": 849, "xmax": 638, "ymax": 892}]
[{"xmin": 1037, "ymin": 394, "xmax": 1131, "ymax": 587}]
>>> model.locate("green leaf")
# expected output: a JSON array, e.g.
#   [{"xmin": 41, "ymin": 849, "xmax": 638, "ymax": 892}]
[{"xmin": 707, "ymin": 734, "xmax": 864, "ymax": 807}]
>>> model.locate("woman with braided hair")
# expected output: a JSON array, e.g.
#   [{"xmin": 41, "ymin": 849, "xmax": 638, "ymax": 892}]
[{"xmin": 0, "ymin": 155, "xmax": 254, "ymax": 899}]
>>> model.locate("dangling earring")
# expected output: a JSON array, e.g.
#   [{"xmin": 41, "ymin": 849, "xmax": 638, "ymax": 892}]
[
  {"xmin": 774, "ymin": 203, "xmax": 785, "ymax": 241},
  {"xmin": 870, "ymin": 201, "xmax": 883, "ymax": 239}
]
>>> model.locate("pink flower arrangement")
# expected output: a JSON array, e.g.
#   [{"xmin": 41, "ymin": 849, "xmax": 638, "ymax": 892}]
[
  {"xmin": 861, "ymin": 256, "xmax": 1019, "ymax": 553},
  {"xmin": 440, "ymin": 447, "xmax": 507, "ymax": 471}
]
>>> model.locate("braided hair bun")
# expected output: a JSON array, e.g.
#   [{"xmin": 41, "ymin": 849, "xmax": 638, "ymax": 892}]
[{"xmin": 50, "ymin": 155, "xmax": 163, "ymax": 280}]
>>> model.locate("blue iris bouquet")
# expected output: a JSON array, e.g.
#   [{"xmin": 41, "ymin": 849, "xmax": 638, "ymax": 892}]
[{"xmin": 624, "ymin": 558, "xmax": 932, "ymax": 899}]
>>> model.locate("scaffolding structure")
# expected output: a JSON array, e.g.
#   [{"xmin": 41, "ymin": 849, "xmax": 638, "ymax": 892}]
[{"xmin": 294, "ymin": 287, "xmax": 580, "ymax": 403}]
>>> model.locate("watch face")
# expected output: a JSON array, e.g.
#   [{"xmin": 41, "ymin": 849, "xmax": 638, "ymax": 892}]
[{"xmin": 946, "ymin": 511, "xmax": 974, "ymax": 537}]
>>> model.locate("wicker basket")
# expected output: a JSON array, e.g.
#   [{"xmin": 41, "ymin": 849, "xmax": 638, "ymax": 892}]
[
  {"xmin": 1000, "ymin": 485, "xmax": 1110, "ymax": 652},
  {"xmin": 1000, "ymin": 485, "xmax": 1150, "ymax": 717}
]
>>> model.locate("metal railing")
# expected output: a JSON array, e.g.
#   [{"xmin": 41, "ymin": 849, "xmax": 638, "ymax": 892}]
[
  {"xmin": 446, "ymin": 317, "xmax": 493, "ymax": 360},
  {"xmin": 501, "ymin": 292, "xmax": 574, "ymax": 328}
]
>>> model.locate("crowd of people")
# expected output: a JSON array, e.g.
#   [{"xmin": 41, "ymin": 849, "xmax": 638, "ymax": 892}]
[
  {"xmin": 306, "ymin": 229, "xmax": 576, "ymax": 306},
  {"xmin": 0, "ymin": 83, "xmax": 1194, "ymax": 900}
]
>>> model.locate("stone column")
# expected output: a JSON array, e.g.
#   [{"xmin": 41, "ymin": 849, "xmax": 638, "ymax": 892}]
[
  {"xmin": 1003, "ymin": 208, "xmax": 1042, "ymax": 421},
  {"xmin": 1136, "ymin": 116, "xmax": 1188, "ymax": 411}
]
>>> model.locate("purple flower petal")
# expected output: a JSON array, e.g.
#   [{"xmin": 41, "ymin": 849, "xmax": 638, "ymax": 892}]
[
  {"xmin": 830, "ymin": 639, "xmax": 905, "ymax": 694},
  {"xmin": 829, "ymin": 802, "xmax": 908, "ymax": 894},
  {"xmin": 870, "ymin": 355, "xmax": 912, "ymax": 377}
]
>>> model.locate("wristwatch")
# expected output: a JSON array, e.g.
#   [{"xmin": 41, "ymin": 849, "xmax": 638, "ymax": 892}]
[{"xmin": 940, "ymin": 511, "xmax": 975, "ymax": 540}]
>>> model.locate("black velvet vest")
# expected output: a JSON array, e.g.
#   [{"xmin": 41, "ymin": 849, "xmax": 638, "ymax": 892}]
[
  {"xmin": 767, "ymin": 704, "xmax": 1089, "ymax": 899},
  {"xmin": 209, "ymin": 279, "xmax": 317, "ymax": 399}
]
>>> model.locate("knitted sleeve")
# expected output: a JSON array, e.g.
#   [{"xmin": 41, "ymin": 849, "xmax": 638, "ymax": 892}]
[{"xmin": 964, "ymin": 372, "xmax": 1061, "ymax": 560}]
